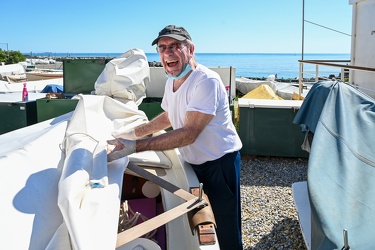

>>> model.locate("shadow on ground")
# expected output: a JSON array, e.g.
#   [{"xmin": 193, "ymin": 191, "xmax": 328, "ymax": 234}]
[{"xmin": 244, "ymin": 217, "xmax": 307, "ymax": 250}]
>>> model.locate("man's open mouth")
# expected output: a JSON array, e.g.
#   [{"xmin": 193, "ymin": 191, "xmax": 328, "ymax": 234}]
[{"xmin": 166, "ymin": 60, "xmax": 178, "ymax": 67}]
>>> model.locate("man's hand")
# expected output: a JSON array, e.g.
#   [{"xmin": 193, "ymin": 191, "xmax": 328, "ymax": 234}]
[{"xmin": 107, "ymin": 138, "xmax": 136, "ymax": 162}]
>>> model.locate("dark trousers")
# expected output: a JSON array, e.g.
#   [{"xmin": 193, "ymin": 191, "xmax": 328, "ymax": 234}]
[{"xmin": 190, "ymin": 151, "xmax": 243, "ymax": 250}]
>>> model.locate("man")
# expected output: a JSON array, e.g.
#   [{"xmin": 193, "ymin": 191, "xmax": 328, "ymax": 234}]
[{"xmin": 107, "ymin": 25, "xmax": 243, "ymax": 250}]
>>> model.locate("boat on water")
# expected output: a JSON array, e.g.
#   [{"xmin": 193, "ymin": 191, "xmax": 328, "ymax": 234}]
[{"xmin": 292, "ymin": 1, "xmax": 375, "ymax": 249}]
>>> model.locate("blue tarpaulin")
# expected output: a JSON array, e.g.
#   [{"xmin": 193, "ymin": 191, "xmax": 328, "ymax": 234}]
[
  {"xmin": 41, "ymin": 84, "xmax": 63, "ymax": 93},
  {"xmin": 294, "ymin": 81, "xmax": 375, "ymax": 249}
]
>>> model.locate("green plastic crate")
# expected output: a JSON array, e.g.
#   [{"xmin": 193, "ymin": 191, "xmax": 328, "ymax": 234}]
[
  {"xmin": 0, "ymin": 101, "xmax": 37, "ymax": 135},
  {"xmin": 36, "ymin": 98, "xmax": 79, "ymax": 123},
  {"xmin": 238, "ymin": 98, "xmax": 308, "ymax": 158}
]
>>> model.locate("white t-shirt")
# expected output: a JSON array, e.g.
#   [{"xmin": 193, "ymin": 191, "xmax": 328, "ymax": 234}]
[{"xmin": 161, "ymin": 64, "xmax": 242, "ymax": 164}]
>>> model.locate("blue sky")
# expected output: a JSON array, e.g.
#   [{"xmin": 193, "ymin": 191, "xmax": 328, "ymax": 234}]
[{"xmin": 1, "ymin": 0, "xmax": 353, "ymax": 54}]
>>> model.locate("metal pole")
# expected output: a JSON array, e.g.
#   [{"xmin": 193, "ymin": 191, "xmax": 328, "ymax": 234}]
[
  {"xmin": 302, "ymin": 0, "xmax": 305, "ymax": 62},
  {"xmin": 299, "ymin": 0, "xmax": 305, "ymax": 96}
]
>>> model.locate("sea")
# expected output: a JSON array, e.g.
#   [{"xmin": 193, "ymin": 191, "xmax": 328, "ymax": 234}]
[{"xmin": 29, "ymin": 52, "xmax": 350, "ymax": 79}]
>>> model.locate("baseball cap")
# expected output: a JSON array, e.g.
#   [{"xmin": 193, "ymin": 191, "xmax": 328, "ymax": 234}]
[{"xmin": 151, "ymin": 25, "xmax": 192, "ymax": 46}]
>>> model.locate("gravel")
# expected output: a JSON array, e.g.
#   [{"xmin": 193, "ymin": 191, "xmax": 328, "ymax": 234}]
[{"xmin": 240, "ymin": 156, "xmax": 308, "ymax": 250}]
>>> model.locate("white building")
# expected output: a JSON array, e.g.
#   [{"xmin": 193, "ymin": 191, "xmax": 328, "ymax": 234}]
[{"xmin": 349, "ymin": 0, "xmax": 375, "ymax": 97}]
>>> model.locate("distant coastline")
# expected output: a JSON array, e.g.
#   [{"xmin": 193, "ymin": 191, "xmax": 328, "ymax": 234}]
[
  {"xmin": 24, "ymin": 52, "xmax": 350, "ymax": 58},
  {"xmin": 24, "ymin": 52, "xmax": 350, "ymax": 80}
]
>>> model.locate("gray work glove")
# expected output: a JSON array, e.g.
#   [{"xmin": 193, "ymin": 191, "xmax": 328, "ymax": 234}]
[{"xmin": 107, "ymin": 138, "xmax": 136, "ymax": 162}]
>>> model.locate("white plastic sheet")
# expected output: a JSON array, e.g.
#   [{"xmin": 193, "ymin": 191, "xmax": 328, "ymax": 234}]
[
  {"xmin": 54, "ymin": 94, "xmax": 148, "ymax": 249},
  {"xmin": 95, "ymin": 48, "xmax": 150, "ymax": 105},
  {"xmin": 0, "ymin": 94, "xmax": 149, "ymax": 249}
]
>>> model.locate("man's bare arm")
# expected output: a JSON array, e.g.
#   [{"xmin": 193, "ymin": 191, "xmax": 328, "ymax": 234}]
[
  {"xmin": 136, "ymin": 110, "xmax": 213, "ymax": 152},
  {"xmin": 135, "ymin": 112, "xmax": 171, "ymax": 138}
]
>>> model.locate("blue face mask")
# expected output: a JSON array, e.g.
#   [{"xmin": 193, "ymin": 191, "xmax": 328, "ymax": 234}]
[{"xmin": 165, "ymin": 63, "xmax": 192, "ymax": 80}]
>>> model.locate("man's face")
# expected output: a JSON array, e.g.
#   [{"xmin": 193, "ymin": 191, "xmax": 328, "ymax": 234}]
[{"xmin": 157, "ymin": 37, "xmax": 190, "ymax": 77}]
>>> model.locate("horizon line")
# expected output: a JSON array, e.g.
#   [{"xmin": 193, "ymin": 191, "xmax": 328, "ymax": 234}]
[{"xmin": 24, "ymin": 51, "xmax": 351, "ymax": 55}]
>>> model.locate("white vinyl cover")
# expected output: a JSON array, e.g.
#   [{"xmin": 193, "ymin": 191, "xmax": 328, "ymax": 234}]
[
  {"xmin": 94, "ymin": 48, "xmax": 150, "ymax": 105},
  {"xmin": 0, "ymin": 94, "xmax": 149, "ymax": 249}
]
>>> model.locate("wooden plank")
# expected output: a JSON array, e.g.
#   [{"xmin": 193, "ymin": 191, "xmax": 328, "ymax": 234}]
[{"xmin": 116, "ymin": 197, "xmax": 206, "ymax": 247}]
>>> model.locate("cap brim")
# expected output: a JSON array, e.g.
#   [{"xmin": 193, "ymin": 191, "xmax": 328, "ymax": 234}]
[{"xmin": 151, "ymin": 34, "xmax": 187, "ymax": 46}]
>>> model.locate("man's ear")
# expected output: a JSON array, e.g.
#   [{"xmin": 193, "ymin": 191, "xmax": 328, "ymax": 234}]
[{"xmin": 189, "ymin": 44, "xmax": 195, "ymax": 54}]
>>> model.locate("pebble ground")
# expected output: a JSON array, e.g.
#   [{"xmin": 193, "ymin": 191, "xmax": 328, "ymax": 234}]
[{"xmin": 240, "ymin": 156, "xmax": 308, "ymax": 250}]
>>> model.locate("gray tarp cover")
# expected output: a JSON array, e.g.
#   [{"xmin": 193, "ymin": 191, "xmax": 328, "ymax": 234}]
[{"xmin": 294, "ymin": 81, "xmax": 375, "ymax": 249}]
